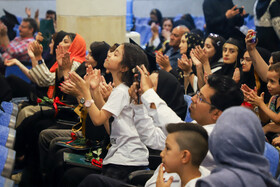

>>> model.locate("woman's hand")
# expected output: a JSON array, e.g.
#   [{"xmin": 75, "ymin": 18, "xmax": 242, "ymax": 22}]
[
  {"xmin": 178, "ymin": 54, "xmax": 192, "ymax": 73},
  {"xmin": 232, "ymin": 68, "xmax": 240, "ymax": 83},
  {"xmin": 31, "ymin": 41, "xmax": 43, "ymax": 58},
  {"xmin": 190, "ymin": 49, "xmax": 202, "ymax": 67},
  {"xmin": 56, "ymin": 45, "xmax": 67, "ymax": 67},
  {"xmin": 60, "ymin": 79, "xmax": 81, "ymax": 97},
  {"xmin": 36, "ymin": 32, "xmax": 44, "ymax": 43},
  {"xmin": 68, "ymin": 71, "xmax": 89, "ymax": 96},
  {"xmin": 84, "ymin": 66, "xmax": 101, "ymax": 91},
  {"xmin": 193, "ymin": 46, "xmax": 208, "ymax": 65},
  {"xmin": 4, "ymin": 58, "xmax": 20, "ymax": 67},
  {"xmin": 99, "ymin": 76, "xmax": 113, "ymax": 102},
  {"xmin": 156, "ymin": 52, "xmax": 172, "ymax": 72}
]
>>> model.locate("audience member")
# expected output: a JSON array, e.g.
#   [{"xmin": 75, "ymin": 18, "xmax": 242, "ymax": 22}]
[
  {"xmin": 148, "ymin": 9, "xmax": 163, "ymax": 26},
  {"xmin": 0, "ymin": 18, "xmax": 37, "ymax": 62},
  {"xmin": 196, "ymin": 106, "xmax": 280, "ymax": 187},
  {"xmin": 156, "ymin": 26, "xmax": 188, "ymax": 71},
  {"xmin": 254, "ymin": 0, "xmax": 280, "ymax": 52},
  {"xmin": 203, "ymin": 0, "xmax": 246, "ymax": 39}
]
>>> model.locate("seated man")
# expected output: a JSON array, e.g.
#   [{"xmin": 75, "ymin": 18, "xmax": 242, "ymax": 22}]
[{"xmin": 0, "ymin": 18, "xmax": 37, "ymax": 62}]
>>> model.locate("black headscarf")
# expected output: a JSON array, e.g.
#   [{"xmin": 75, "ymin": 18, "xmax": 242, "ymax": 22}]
[
  {"xmin": 184, "ymin": 32, "xmax": 204, "ymax": 58},
  {"xmin": 148, "ymin": 9, "xmax": 162, "ymax": 25},
  {"xmin": 157, "ymin": 70, "xmax": 187, "ymax": 120},
  {"xmin": 0, "ymin": 9, "xmax": 19, "ymax": 41},
  {"xmin": 256, "ymin": 0, "xmax": 271, "ymax": 19}
]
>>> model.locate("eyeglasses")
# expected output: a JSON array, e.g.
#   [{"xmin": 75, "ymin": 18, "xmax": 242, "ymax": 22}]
[{"xmin": 195, "ymin": 91, "xmax": 215, "ymax": 107}]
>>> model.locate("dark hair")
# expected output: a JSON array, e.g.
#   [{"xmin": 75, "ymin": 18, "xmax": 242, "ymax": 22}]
[
  {"xmin": 109, "ymin": 43, "xmax": 120, "ymax": 52},
  {"xmin": 90, "ymin": 41, "xmax": 110, "ymax": 71},
  {"xmin": 268, "ymin": 62, "xmax": 280, "ymax": 82},
  {"xmin": 121, "ymin": 43, "xmax": 149, "ymax": 86},
  {"xmin": 181, "ymin": 13, "xmax": 196, "ymax": 30},
  {"xmin": 22, "ymin": 18, "xmax": 38, "ymax": 34},
  {"xmin": 46, "ymin": 10, "xmax": 56, "ymax": 20},
  {"xmin": 149, "ymin": 8, "xmax": 162, "ymax": 25},
  {"xmin": 207, "ymin": 74, "xmax": 244, "ymax": 111},
  {"xmin": 183, "ymin": 32, "xmax": 204, "ymax": 58},
  {"xmin": 161, "ymin": 18, "xmax": 174, "ymax": 29},
  {"xmin": 207, "ymin": 34, "xmax": 226, "ymax": 65},
  {"xmin": 67, "ymin": 33, "xmax": 76, "ymax": 42},
  {"xmin": 271, "ymin": 51, "xmax": 280, "ymax": 64},
  {"xmin": 166, "ymin": 122, "xmax": 208, "ymax": 167}
]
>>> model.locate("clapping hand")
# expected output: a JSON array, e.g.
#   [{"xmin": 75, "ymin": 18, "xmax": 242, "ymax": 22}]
[
  {"xmin": 156, "ymin": 51, "xmax": 172, "ymax": 72},
  {"xmin": 178, "ymin": 54, "xmax": 192, "ymax": 73},
  {"xmin": 99, "ymin": 76, "xmax": 113, "ymax": 101}
]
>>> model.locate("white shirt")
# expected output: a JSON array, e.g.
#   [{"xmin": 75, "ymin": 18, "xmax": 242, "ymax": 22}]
[
  {"xmin": 145, "ymin": 166, "xmax": 210, "ymax": 187},
  {"xmin": 102, "ymin": 83, "xmax": 149, "ymax": 166}
]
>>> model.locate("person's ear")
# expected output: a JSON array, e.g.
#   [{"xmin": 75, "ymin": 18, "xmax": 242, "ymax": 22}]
[
  {"xmin": 120, "ymin": 66, "xmax": 129, "ymax": 73},
  {"xmin": 181, "ymin": 150, "xmax": 191, "ymax": 164},
  {"xmin": 211, "ymin": 108, "xmax": 222, "ymax": 121}
]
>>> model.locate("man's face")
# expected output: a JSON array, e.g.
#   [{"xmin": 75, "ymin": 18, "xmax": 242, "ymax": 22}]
[
  {"xmin": 19, "ymin": 21, "xmax": 33, "ymax": 38},
  {"xmin": 189, "ymin": 84, "xmax": 216, "ymax": 125},
  {"xmin": 169, "ymin": 27, "xmax": 183, "ymax": 48}
]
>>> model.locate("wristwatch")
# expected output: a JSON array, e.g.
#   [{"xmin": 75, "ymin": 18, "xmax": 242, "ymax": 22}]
[
  {"xmin": 38, "ymin": 59, "xmax": 44, "ymax": 64},
  {"xmin": 84, "ymin": 99, "xmax": 94, "ymax": 108},
  {"xmin": 80, "ymin": 97, "xmax": 85, "ymax": 105}
]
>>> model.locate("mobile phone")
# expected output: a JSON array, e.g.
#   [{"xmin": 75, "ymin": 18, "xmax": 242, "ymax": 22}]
[
  {"xmin": 238, "ymin": 7, "xmax": 244, "ymax": 14},
  {"xmin": 249, "ymin": 31, "xmax": 257, "ymax": 43},
  {"xmin": 132, "ymin": 67, "xmax": 141, "ymax": 104}
]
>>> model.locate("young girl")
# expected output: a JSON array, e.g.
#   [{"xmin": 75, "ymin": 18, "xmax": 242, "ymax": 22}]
[{"xmin": 68, "ymin": 43, "xmax": 149, "ymax": 181}]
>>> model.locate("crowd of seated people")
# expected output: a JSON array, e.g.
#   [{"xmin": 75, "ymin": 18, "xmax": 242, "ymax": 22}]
[{"xmin": 0, "ymin": 0, "xmax": 280, "ymax": 186}]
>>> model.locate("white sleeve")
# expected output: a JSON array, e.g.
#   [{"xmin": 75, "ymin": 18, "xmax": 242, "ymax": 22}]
[
  {"xmin": 132, "ymin": 104, "xmax": 166, "ymax": 150},
  {"xmin": 141, "ymin": 89, "xmax": 183, "ymax": 135}
]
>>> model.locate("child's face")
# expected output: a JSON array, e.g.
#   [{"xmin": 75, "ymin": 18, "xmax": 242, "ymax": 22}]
[
  {"xmin": 267, "ymin": 70, "xmax": 280, "ymax": 95},
  {"xmin": 104, "ymin": 45, "xmax": 124, "ymax": 73},
  {"xmin": 160, "ymin": 133, "xmax": 182, "ymax": 173},
  {"xmin": 222, "ymin": 43, "xmax": 238, "ymax": 64}
]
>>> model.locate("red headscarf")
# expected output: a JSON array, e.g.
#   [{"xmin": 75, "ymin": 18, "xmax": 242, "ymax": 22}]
[{"xmin": 49, "ymin": 33, "xmax": 86, "ymax": 72}]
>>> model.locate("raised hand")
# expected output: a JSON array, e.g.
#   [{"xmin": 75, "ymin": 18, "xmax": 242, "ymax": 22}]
[
  {"xmin": 36, "ymin": 32, "xmax": 44, "ymax": 43},
  {"xmin": 60, "ymin": 79, "xmax": 81, "ymax": 97},
  {"xmin": 232, "ymin": 68, "xmax": 240, "ymax": 83},
  {"xmin": 193, "ymin": 46, "xmax": 208, "ymax": 64},
  {"xmin": 56, "ymin": 45, "xmax": 67, "ymax": 67},
  {"xmin": 34, "ymin": 9, "xmax": 39, "ymax": 19},
  {"xmin": 245, "ymin": 30, "xmax": 258, "ymax": 51},
  {"xmin": 225, "ymin": 5, "xmax": 240, "ymax": 19},
  {"xmin": 31, "ymin": 41, "xmax": 43, "ymax": 58},
  {"xmin": 60, "ymin": 52, "xmax": 73, "ymax": 72},
  {"xmin": 84, "ymin": 66, "xmax": 101, "ymax": 91},
  {"xmin": 156, "ymin": 51, "xmax": 172, "ymax": 72},
  {"xmin": 190, "ymin": 49, "xmax": 202, "ymax": 67},
  {"xmin": 25, "ymin": 7, "xmax": 31, "ymax": 18},
  {"xmin": 156, "ymin": 164, "xmax": 173, "ymax": 187},
  {"xmin": 68, "ymin": 71, "xmax": 89, "ymax": 96},
  {"xmin": 178, "ymin": 54, "xmax": 192, "ymax": 73},
  {"xmin": 99, "ymin": 76, "xmax": 113, "ymax": 101},
  {"xmin": 136, "ymin": 65, "xmax": 153, "ymax": 93}
]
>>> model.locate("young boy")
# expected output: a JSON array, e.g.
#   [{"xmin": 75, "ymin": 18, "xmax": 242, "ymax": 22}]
[{"xmin": 156, "ymin": 122, "xmax": 210, "ymax": 187}]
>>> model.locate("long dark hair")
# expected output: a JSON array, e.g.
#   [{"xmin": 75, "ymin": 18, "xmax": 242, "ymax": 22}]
[
  {"xmin": 120, "ymin": 43, "xmax": 149, "ymax": 86},
  {"xmin": 207, "ymin": 34, "xmax": 225, "ymax": 65}
]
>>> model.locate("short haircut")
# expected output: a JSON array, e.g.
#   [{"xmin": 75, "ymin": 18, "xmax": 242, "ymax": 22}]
[
  {"xmin": 271, "ymin": 51, "xmax": 280, "ymax": 64},
  {"xmin": 207, "ymin": 74, "xmax": 244, "ymax": 111},
  {"xmin": 46, "ymin": 10, "xmax": 56, "ymax": 20},
  {"xmin": 166, "ymin": 122, "xmax": 208, "ymax": 167},
  {"xmin": 268, "ymin": 62, "xmax": 280, "ymax": 83},
  {"xmin": 22, "ymin": 18, "xmax": 38, "ymax": 34}
]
